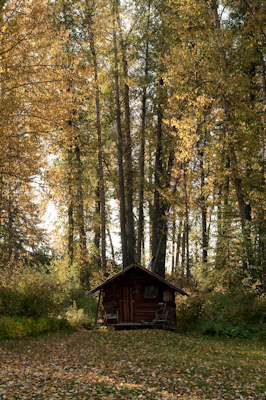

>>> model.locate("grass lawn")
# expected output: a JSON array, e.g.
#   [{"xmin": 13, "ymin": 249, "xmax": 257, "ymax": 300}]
[{"xmin": 0, "ymin": 329, "xmax": 265, "ymax": 399}]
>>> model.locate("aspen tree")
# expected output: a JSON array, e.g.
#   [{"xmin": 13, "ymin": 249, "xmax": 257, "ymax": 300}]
[
  {"xmin": 135, "ymin": 0, "xmax": 151, "ymax": 263},
  {"xmin": 85, "ymin": 0, "xmax": 107, "ymax": 274},
  {"xmin": 0, "ymin": 0, "xmax": 69, "ymax": 268},
  {"xmin": 111, "ymin": 0, "xmax": 128, "ymax": 268},
  {"xmin": 116, "ymin": 6, "xmax": 135, "ymax": 265}
]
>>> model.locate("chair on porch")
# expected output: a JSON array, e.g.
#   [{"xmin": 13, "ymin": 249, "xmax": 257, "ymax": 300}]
[
  {"xmin": 103, "ymin": 302, "xmax": 119, "ymax": 324},
  {"xmin": 153, "ymin": 302, "xmax": 175, "ymax": 324}
]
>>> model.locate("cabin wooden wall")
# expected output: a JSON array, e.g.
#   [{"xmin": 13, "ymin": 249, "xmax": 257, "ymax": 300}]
[{"xmin": 102, "ymin": 268, "xmax": 176, "ymax": 324}]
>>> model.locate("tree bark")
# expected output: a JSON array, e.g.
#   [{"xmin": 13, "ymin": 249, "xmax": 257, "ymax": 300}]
[
  {"xmin": 66, "ymin": 126, "xmax": 75, "ymax": 268},
  {"xmin": 137, "ymin": 4, "xmax": 150, "ymax": 264},
  {"xmin": 136, "ymin": 86, "xmax": 146, "ymax": 264},
  {"xmin": 151, "ymin": 138, "xmax": 175, "ymax": 277},
  {"xmin": 117, "ymin": 16, "xmax": 135, "ymax": 265},
  {"xmin": 175, "ymin": 217, "xmax": 183, "ymax": 272},
  {"xmin": 93, "ymin": 183, "xmax": 101, "ymax": 267},
  {"xmin": 171, "ymin": 216, "xmax": 176, "ymax": 275},
  {"xmin": 68, "ymin": 179, "xmax": 74, "ymax": 267},
  {"xmin": 112, "ymin": 17, "xmax": 128, "ymax": 269},
  {"xmin": 261, "ymin": 53, "xmax": 266, "ymax": 103},
  {"xmin": 183, "ymin": 162, "xmax": 190, "ymax": 283},
  {"xmin": 7, "ymin": 195, "xmax": 13, "ymax": 263},
  {"xmin": 86, "ymin": 5, "xmax": 107, "ymax": 273},
  {"xmin": 211, "ymin": 0, "xmax": 253, "ymax": 267},
  {"xmin": 75, "ymin": 144, "xmax": 88, "ymax": 284},
  {"xmin": 259, "ymin": 51, "xmax": 266, "ymax": 289},
  {"xmin": 181, "ymin": 221, "xmax": 186, "ymax": 281},
  {"xmin": 199, "ymin": 151, "xmax": 207, "ymax": 264},
  {"xmin": 152, "ymin": 77, "xmax": 165, "ymax": 277},
  {"xmin": 108, "ymin": 227, "xmax": 115, "ymax": 263}
]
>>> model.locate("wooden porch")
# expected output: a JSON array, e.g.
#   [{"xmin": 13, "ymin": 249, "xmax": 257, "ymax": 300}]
[{"xmin": 96, "ymin": 320, "xmax": 177, "ymax": 330}]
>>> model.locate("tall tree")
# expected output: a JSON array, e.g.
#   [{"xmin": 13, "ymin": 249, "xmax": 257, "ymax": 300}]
[
  {"xmin": 116, "ymin": 5, "xmax": 135, "ymax": 265},
  {"xmin": 111, "ymin": 0, "xmax": 128, "ymax": 268},
  {"xmin": 85, "ymin": 0, "xmax": 107, "ymax": 274},
  {"xmin": 0, "ymin": 0, "xmax": 69, "ymax": 268},
  {"xmin": 136, "ymin": 0, "xmax": 151, "ymax": 264}
]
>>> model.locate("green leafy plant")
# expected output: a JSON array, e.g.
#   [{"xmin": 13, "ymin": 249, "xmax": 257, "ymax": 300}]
[
  {"xmin": 0, "ymin": 316, "xmax": 71, "ymax": 339},
  {"xmin": 175, "ymin": 291, "xmax": 204, "ymax": 328},
  {"xmin": 201, "ymin": 288, "xmax": 266, "ymax": 325},
  {"xmin": 195, "ymin": 321, "xmax": 266, "ymax": 339},
  {"xmin": 65, "ymin": 297, "xmax": 98, "ymax": 329},
  {"xmin": 0, "ymin": 270, "xmax": 64, "ymax": 317}
]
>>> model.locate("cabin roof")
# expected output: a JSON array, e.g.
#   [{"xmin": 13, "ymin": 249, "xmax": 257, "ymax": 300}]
[{"xmin": 87, "ymin": 263, "xmax": 189, "ymax": 296}]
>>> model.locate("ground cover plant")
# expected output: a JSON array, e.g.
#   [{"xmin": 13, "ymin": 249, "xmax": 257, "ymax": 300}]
[
  {"xmin": 0, "ymin": 266, "xmax": 99, "ymax": 337},
  {"xmin": 0, "ymin": 329, "xmax": 265, "ymax": 399},
  {"xmin": 0, "ymin": 316, "xmax": 73, "ymax": 340}
]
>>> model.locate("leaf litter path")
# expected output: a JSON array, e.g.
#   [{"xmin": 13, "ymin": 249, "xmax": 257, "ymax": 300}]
[{"xmin": 0, "ymin": 330, "xmax": 266, "ymax": 399}]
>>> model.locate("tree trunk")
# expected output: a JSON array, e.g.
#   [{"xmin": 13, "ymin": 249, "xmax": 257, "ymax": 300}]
[
  {"xmin": 93, "ymin": 183, "xmax": 101, "ymax": 268},
  {"xmin": 199, "ymin": 151, "xmax": 207, "ymax": 264},
  {"xmin": 136, "ymin": 0, "xmax": 150, "ymax": 264},
  {"xmin": 175, "ymin": 217, "xmax": 183, "ymax": 272},
  {"xmin": 7, "ymin": 195, "xmax": 13, "ymax": 264},
  {"xmin": 66, "ymin": 145, "xmax": 75, "ymax": 268},
  {"xmin": 112, "ymin": 19, "xmax": 128, "ymax": 269},
  {"xmin": 181, "ymin": 222, "xmax": 186, "ymax": 281},
  {"xmin": 117, "ymin": 15, "xmax": 135, "ymax": 265},
  {"xmin": 68, "ymin": 181, "xmax": 74, "ymax": 267},
  {"xmin": 108, "ymin": 227, "xmax": 115, "ymax": 263},
  {"xmin": 183, "ymin": 162, "xmax": 190, "ymax": 283},
  {"xmin": 171, "ymin": 216, "xmax": 176, "ymax": 275},
  {"xmin": 86, "ymin": 9, "xmax": 107, "ymax": 274},
  {"xmin": 211, "ymin": 0, "xmax": 253, "ymax": 268},
  {"xmin": 261, "ymin": 53, "xmax": 266, "ymax": 103},
  {"xmin": 215, "ymin": 172, "xmax": 230, "ymax": 270},
  {"xmin": 75, "ymin": 144, "xmax": 88, "ymax": 284},
  {"xmin": 152, "ymin": 77, "xmax": 166, "ymax": 278},
  {"xmin": 136, "ymin": 85, "xmax": 146, "ymax": 264},
  {"xmin": 211, "ymin": 0, "xmax": 251, "ymax": 220},
  {"xmin": 260, "ymin": 52, "xmax": 266, "ymax": 289}
]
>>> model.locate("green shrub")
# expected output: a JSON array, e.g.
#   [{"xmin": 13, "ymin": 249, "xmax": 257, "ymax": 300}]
[
  {"xmin": 197, "ymin": 321, "xmax": 251, "ymax": 338},
  {"xmin": 0, "ymin": 266, "xmax": 98, "ymax": 332},
  {"xmin": 0, "ymin": 316, "xmax": 71, "ymax": 340},
  {"xmin": 195, "ymin": 321, "xmax": 266, "ymax": 339},
  {"xmin": 175, "ymin": 286, "xmax": 266, "ymax": 335},
  {"xmin": 201, "ymin": 289, "xmax": 266, "ymax": 325},
  {"xmin": 0, "ymin": 270, "xmax": 64, "ymax": 317},
  {"xmin": 65, "ymin": 296, "xmax": 98, "ymax": 329},
  {"xmin": 176, "ymin": 292, "xmax": 204, "ymax": 328},
  {"xmin": 0, "ymin": 285, "xmax": 22, "ymax": 316}
]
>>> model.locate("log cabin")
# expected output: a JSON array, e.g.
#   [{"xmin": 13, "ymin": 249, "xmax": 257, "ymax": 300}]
[{"xmin": 87, "ymin": 263, "xmax": 189, "ymax": 329}]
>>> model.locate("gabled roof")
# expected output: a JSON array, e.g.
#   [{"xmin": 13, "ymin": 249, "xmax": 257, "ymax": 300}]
[{"xmin": 87, "ymin": 263, "xmax": 189, "ymax": 296}]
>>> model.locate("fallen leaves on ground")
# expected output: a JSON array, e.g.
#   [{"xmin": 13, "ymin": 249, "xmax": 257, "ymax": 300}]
[{"xmin": 0, "ymin": 329, "xmax": 266, "ymax": 399}]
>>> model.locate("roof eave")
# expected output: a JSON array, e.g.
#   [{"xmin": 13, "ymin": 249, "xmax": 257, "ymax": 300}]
[{"xmin": 86, "ymin": 264, "xmax": 189, "ymax": 297}]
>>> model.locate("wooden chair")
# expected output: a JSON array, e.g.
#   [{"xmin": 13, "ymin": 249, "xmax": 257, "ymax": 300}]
[
  {"xmin": 153, "ymin": 302, "xmax": 175, "ymax": 324},
  {"xmin": 103, "ymin": 302, "xmax": 119, "ymax": 324}
]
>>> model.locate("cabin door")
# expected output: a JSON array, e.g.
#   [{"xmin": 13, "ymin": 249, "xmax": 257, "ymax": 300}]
[{"xmin": 122, "ymin": 285, "xmax": 135, "ymax": 323}]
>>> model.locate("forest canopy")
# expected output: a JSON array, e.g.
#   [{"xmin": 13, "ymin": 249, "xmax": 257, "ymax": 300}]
[{"xmin": 0, "ymin": 0, "xmax": 266, "ymax": 299}]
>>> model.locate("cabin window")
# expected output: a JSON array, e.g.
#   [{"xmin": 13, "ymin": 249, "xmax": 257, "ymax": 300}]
[{"xmin": 144, "ymin": 285, "xmax": 159, "ymax": 298}]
